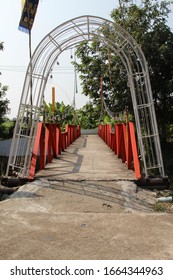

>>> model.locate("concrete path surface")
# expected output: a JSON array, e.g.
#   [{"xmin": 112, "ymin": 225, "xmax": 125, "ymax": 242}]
[
  {"xmin": 35, "ymin": 134, "xmax": 135, "ymax": 180},
  {"xmin": 0, "ymin": 135, "xmax": 173, "ymax": 260}
]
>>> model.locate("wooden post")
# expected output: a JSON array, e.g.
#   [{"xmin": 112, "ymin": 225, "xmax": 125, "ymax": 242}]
[{"xmin": 52, "ymin": 87, "xmax": 55, "ymax": 113}]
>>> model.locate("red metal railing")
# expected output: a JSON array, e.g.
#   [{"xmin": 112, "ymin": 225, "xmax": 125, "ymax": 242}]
[
  {"xmin": 29, "ymin": 121, "xmax": 139, "ymax": 180},
  {"xmin": 29, "ymin": 123, "xmax": 80, "ymax": 179},
  {"xmin": 98, "ymin": 122, "xmax": 141, "ymax": 179}
]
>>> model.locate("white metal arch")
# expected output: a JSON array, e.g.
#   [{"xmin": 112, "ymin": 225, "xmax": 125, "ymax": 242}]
[{"xmin": 6, "ymin": 15, "xmax": 165, "ymax": 178}]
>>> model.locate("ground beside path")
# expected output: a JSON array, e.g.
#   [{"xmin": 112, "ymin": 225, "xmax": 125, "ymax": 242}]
[{"xmin": 0, "ymin": 135, "xmax": 173, "ymax": 260}]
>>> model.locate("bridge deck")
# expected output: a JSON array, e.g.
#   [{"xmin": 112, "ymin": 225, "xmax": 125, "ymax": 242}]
[{"xmin": 36, "ymin": 134, "xmax": 135, "ymax": 181}]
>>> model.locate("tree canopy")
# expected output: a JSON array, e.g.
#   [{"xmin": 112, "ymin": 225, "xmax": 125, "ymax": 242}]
[{"xmin": 74, "ymin": 0, "xmax": 173, "ymax": 140}]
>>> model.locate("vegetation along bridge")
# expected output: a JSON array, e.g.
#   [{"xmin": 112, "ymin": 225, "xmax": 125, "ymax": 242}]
[{"xmin": 3, "ymin": 16, "xmax": 169, "ymax": 188}]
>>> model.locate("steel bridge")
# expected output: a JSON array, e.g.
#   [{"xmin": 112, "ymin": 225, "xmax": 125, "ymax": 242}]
[{"xmin": 4, "ymin": 16, "xmax": 167, "ymax": 186}]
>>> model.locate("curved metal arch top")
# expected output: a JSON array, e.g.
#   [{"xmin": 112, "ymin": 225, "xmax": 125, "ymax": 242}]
[{"xmin": 6, "ymin": 15, "xmax": 165, "ymax": 178}]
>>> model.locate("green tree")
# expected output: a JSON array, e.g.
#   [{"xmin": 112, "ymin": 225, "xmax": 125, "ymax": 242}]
[
  {"xmin": 0, "ymin": 117, "xmax": 15, "ymax": 139},
  {"xmin": 111, "ymin": 0, "xmax": 173, "ymax": 141},
  {"xmin": 0, "ymin": 41, "xmax": 10, "ymax": 138},
  {"xmin": 74, "ymin": 42, "xmax": 130, "ymax": 114},
  {"xmin": 42, "ymin": 101, "xmax": 76, "ymax": 129},
  {"xmin": 76, "ymin": 102, "xmax": 100, "ymax": 129},
  {"xmin": 0, "ymin": 41, "xmax": 3, "ymax": 51},
  {"xmin": 0, "ymin": 84, "xmax": 9, "ymax": 122},
  {"xmin": 74, "ymin": 0, "xmax": 173, "ymax": 141},
  {"xmin": 42, "ymin": 100, "xmax": 102, "ymax": 130}
]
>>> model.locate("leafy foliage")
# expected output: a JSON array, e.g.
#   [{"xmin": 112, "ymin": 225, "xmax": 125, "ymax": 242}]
[
  {"xmin": 41, "ymin": 100, "xmax": 103, "ymax": 129},
  {"xmin": 74, "ymin": 41, "xmax": 132, "ymax": 116},
  {"xmin": 0, "ymin": 41, "xmax": 4, "ymax": 51},
  {"xmin": 142, "ymin": 22, "xmax": 173, "ymax": 139},
  {"xmin": 74, "ymin": 0, "xmax": 173, "ymax": 141},
  {"xmin": 76, "ymin": 102, "xmax": 100, "ymax": 129},
  {"xmin": 42, "ymin": 101, "xmax": 76, "ymax": 130},
  {"xmin": 111, "ymin": 0, "xmax": 173, "ymax": 140},
  {"xmin": 0, "ymin": 118, "xmax": 15, "ymax": 139},
  {"xmin": 0, "ymin": 41, "xmax": 10, "ymax": 138},
  {"xmin": 0, "ymin": 84, "xmax": 9, "ymax": 122}
]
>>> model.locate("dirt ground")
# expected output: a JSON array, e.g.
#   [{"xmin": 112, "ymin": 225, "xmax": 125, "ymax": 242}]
[{"xmin": 0, "ymin": 178, "xmax": 173, "ymax": 260}]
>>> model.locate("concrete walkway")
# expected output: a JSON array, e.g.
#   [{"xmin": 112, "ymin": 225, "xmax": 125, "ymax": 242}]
[
  {"xmin": 0, "ymin": 135, "xmax": 173, "ymax": 260},
  {"xmin": 35, "ymin": 134, "xmax": 135, "ymax": 181}
]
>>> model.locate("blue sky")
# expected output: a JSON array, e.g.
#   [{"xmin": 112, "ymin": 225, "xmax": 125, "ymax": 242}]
[{"xmin": 0, "ymin": 0, "xmax": 173, "ymax": 118}]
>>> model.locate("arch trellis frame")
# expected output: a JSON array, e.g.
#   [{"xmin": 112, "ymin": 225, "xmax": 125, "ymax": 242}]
[{"xmin": 6, "ymin": 15, "xmax": 165, "ymax": 178}]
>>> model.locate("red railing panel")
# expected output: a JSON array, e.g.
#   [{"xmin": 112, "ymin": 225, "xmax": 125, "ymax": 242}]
[
  {"xmin": 98, "ymin": 122, "xmax": 141, "ymax": 178},
  {"xmin": 128, "ymin": 122, "xmax": 141, "ymax": 179},
  {"xmin": 28, "ymin": 122, "xmax": 43, "ymax": 180},
  {"xmin": 29, "ymin": 123, "xmax": 80, "ymax": 179}
]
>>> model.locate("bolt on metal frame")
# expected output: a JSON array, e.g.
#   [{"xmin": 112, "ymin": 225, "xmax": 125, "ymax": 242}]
[{"xmin": 6, "ymin": 15, "xmax": 165, "ymax": 178}]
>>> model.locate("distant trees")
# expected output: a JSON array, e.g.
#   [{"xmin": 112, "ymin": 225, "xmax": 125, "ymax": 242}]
[
  {"xmin": 42, "ymin": 101, "xmax": 76, "ymax": 129},
  {"xmin": 41, "ymin": 101, "xmax": 101, "ymax": 129},
  {"xmin": 0, "ymin": 41, "xmax": 3, "ymax": 51},
  {"xmin": 76, "ymin": 102, "xmax": 100, "ymax": 129},
  {"xmin": 0, "ymin": 41, "xmax": 11, "ymax": 139},
  {"xmin": 0, "ymin": 83, "xmax": 9, "ymax": 122}
]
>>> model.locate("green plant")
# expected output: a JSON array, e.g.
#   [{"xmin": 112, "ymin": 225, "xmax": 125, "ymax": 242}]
[{"xmin": 153, "ymin": 202, "xmax": 167, "ymax": 212}]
